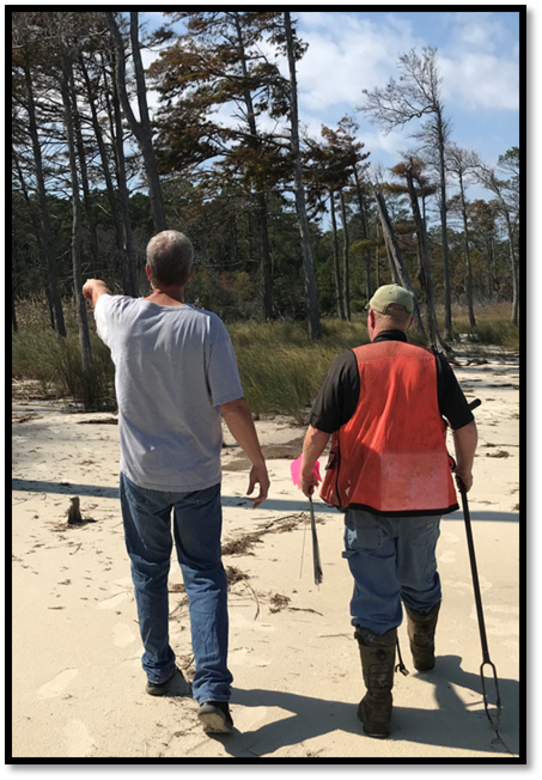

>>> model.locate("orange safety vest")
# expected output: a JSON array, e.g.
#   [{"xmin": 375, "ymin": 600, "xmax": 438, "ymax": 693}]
[{"xmin": 319, "ymin": 340, "xmax": 458, "ymax": 516}]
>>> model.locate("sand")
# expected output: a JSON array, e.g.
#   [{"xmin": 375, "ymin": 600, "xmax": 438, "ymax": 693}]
[{"xmin": 10, "ymin": 348, "xmax": 521, "ymax": 762}]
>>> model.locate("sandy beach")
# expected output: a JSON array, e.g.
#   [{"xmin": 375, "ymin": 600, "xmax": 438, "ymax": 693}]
[{"xmin": 11, "ymin": 348, "xmax": 521, "ymax": 761}]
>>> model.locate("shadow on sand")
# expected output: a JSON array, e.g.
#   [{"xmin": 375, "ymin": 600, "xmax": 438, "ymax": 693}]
[{"xmin": 206, "ymin": 655, "xmax": 520, "ymax": 759}]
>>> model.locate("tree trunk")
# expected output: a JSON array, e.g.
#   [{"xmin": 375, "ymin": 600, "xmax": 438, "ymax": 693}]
[
  {"xmin": 22, "ymin": 56, "xmax": 66, "ymax": 338},
  {"xmin": 13, "ymin": 148, "xmax": 55, "ymax": 330},
  {"xmin": 404, "ymin": 168, "xmax": 447, "ymax": 353},
  {"xmin": 437, "ymin": 113, "xmax": 453, "ymax": 341},
  {"xmin": 504, "ymin": 211, "xmax": 519, "ymax": 325},
  {"xmin": 329, "ymin": 192, "xmax": 345, "ymax": 319},
  {"xmin": 373, "ymin": 189, "xmax": 426, "ymax": 337},
  {"xmin": 107, "ymin": 53, "xmax": 138, "ymax": 296},
  {"xmin": 12, "ymin": 293, "xmax": 18, "ymax": 333},
  {"xmin": 375, "ymin": 219, "xmax": 380, "ymax": 288},
  {"xmin": 339, "ymin": 189, "xmax": 351, "ymax": 321},
  {"xmin": 81, "ymin": 53, "xmax": 130, "ymax": 287},
  {"xmin": 257, "ymin": 194, "xmax": 273, "ymax": 320},
  {"xmin": 486, "ymin": 227, "xmax": 496, "ymax": 301},
  {"xmin": 457, "ymin": 171, "xmax": 475, "ymax": 326},
  {"xmin": 129, "ymin": 12, "xmax": 167, "ymax": 233},
  {"xmin": 72, "ymin": 92, "xmax": 100, "ymax": 278},
  {"xmin": 233, "ymin": 12, "xmax": 273, "ymax": 320},
  {"xmin": 374, "ymin": 192, "xmax": 400, "ymax": 285},
  {"xmin": 284, "ymin": 12, "xmax": 321, "ymax": 340},
  {"xmin": 107, "ymin": 11, "xmax": 167, "ymax": 234},
  {"xmin": 353, "ymin": 168, "xmax": 372, "ymax": 301},
  {"xmin": 60, "ymin": 60, "xmax": 95, "ymax": 406}
]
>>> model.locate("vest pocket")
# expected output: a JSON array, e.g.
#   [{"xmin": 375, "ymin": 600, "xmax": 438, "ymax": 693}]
[{"xmin": 325, "ymin": 450, "xmax": 337, "ymax": 470}]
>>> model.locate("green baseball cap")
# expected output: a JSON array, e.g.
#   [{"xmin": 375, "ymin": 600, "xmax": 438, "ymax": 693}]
[{"xmin": 366, "ymin": 284, "xmax": 415, "ymax": 314}]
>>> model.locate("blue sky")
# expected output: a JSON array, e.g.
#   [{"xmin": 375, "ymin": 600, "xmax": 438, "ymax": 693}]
[{"xmin": 140, "ymin": 8, "xmax": 521, "ymax": 206}]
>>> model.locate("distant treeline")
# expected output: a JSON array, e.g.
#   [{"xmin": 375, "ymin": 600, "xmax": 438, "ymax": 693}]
[{"xmin": 12, "ymin": 10, "xmax": 520, "ymax": 404}]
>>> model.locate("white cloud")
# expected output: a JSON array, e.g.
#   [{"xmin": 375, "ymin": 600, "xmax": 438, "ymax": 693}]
[
  {"xmin": 439, "ymin": 52, "xmax": 519, "ymax": 111},
  {"xmin": 292, "ymin": 11, "xmax": 518, "ymax": 119},
  {"xmin": 448, "ymin": 11, "xmax": 501, "ymax": 53},
  {"xmin": 358, "ymin": 128, "xmax": 406, "ymax": 158},
  {"xmin": 437, "ymin": 11, "xmax": 519, "ymax": 111},
  {"xmin": 294, "ymin": 14, "xmax": 425, "ymax": 114}
]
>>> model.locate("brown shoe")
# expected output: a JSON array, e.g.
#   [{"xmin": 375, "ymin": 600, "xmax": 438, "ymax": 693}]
[
  {"xmin": 146, "ymin": 667, "xmax": 179, "ymax": 696},
  {"xmin": 354, "ymin": 626, "xmax": 396, "ymax": 738},
  {"xmin": 404, "ymin": 601, "xmax": 441, "ymax": 671}
]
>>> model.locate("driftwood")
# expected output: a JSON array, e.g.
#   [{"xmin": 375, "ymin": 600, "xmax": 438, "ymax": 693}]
[{"xmin": 373, "ymin": 189, "xmax": 426, "ymax": 337}]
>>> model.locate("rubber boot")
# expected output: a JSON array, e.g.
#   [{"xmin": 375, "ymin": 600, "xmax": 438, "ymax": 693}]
[
  {"xmin": 354, "ymin": 626, "xmax": 396, "ymax": 739},
  {"xmin": 404, "ymin": 601, "xmax": 440, "ymax": 671}
]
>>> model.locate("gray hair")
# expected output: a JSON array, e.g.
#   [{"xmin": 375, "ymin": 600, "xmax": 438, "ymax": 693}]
[{"xmin": 146, "ymin": 230, "xmax": 194, "ymax": 287}]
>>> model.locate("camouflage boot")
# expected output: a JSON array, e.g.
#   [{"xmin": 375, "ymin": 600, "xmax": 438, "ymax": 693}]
[
  {"xmin": 404, "ymin": 601, "xmax": 441, "ymax": 672},
  {"xmin": 354, "ymin": 626, "xmax": 396, "ymax": 739}
]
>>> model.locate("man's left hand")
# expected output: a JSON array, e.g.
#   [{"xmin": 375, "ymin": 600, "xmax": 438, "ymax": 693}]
[{"xmin": 246, "ymin": 464, "xmax": 270, "ymax": 508}]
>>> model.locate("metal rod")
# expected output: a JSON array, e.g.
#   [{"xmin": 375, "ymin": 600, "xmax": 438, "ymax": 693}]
[
  {"xmin": 309, "ymin": 498, "xmax": 323, "ymax": 585},
  {"xmin": 458, "ymin": 399, "xmax": 502, "ymax": 731}
]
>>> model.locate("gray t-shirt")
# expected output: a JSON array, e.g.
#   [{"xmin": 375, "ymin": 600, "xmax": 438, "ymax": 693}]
[{"xmin": 95, "ymin": 295, "xmax": 244, "ymax": 492}]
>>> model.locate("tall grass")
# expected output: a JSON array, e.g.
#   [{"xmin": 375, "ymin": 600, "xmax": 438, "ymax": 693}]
[
  {"xmin": 448, "ymin": 305, "xmax": 520, "ymax": 351},
  {"xmin": 12, "ymin": 296, "xmax": 519, "ymax": 417},
  {"xmin": 230, "ymin": 319, "xmax": 369, "ymax": 421},
  {"xmin": 12, "ymin": 328, "xmax": 116, "ymax": 410},
  {"xmin": 12, "ymin": 295, "xmax": 115, "ymax": 409}
]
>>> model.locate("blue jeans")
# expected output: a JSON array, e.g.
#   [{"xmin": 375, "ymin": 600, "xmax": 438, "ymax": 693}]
[
  {"xmin": 120, "ymin": 473, "xmax": 233, "ymax": 703},
  {"xmin": 343, "ymin": 509, "xmax": 442, "ymax": 636}
]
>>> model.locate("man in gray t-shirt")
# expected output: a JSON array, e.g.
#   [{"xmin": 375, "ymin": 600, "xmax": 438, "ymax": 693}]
[
  {"xmin": 94, "ymin": 294, "xmax": 245, "ymax": 493},
  {"xmin": 83, "ymin": 230, "xmax": 269, "ymax": 735}
]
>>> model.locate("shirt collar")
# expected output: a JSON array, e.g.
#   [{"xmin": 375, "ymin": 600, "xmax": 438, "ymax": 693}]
[{"xmin": 373, "ymin": 329, "xmax": 408, "ymax": 343}]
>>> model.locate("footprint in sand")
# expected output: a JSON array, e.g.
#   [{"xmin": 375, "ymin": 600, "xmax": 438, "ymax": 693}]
[
  {"xmin": 96, "ymin": 579, "xmax": 133, "ymax": 610},
  {"xmin": 97, "ymin": 592, "xmax": 129, "ymax": 610},
  {"xmin": 113, "ymin": 623, "xmax": 136, "ymax": 647},
  {"xmin": 229, "ymin": 613, "xmax": 276, "ymax": 632},
  {"xmin": 232, "ymin": 705, "xmax": 283, "ymax": 733},
  {"xmin": 473, "ymin": 604, "xmax": 519, "ymax": 636},
  {"xmin": 63, "ymin": 720, "xmax": 96, "ymax": 757},
  {"xmin": 37, "ymin": 668, "xmax": 78, "ymax": 699},
  {"xmin": 229, "ymin": 646, "xmax": 271, "ymax": 667}
]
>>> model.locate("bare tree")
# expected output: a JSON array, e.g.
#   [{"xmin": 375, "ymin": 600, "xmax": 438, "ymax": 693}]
[
  {"xmin": 339, "ymin": 189, "xmax": 351, "ymax": 321},
  {"xmin": 16, "ymin": 11, "xmax": 100, "ymax": 402},
  {"xmin": 446, "ymin": 143, "xmax": 479, "ymax": 326},
  {"xmin": 12, "ymin": 14, "xmax": 66, "ymax": 338},
  {"xmin": 361, "ymin": 47, "xmax": 454, "ymax": 341},
  {"xmin": 402, "ymin": 161, "xmax": 448, "ymax": 353},
  {"xmin": 106, "ymin": 12, "xmax": 167, "ymax": 234},
  {"xmin": 79, "ymin": 51, "xmax": 137, "ymax": 294},
  {"xmin": 55, "ymin": 15, "xmax": 96, "ymax": 400},
  {"xmin": 472, "ymin": 149, "xmax": 519, "ymax": 325},
  {"xmin": 372, "ymin": 187, "xmax": 426, "ymax": 337},
  {"xmin": 283, "ymin": 12, "xmax": 321, "ymax": 339},
  {"xmin": 61, "ymin": 74, "xmax": 95, "ymax": 383},
  {"xmin": 329, "ymin": 192, "xmax": 345, "ymax": 319}
]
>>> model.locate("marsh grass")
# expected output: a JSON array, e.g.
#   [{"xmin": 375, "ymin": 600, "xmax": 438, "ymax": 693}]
[
  {"xmin": 12, "ymin": 297, "xmax": 115, "ymax": 409},
  {"xmin": 229, "ymin": 319, "xmax": 369, "ymax": 421},
  {"xmin": 436, "ymin": 302, "xmax": 520, "ymax": 351},
  {"xmin": 12, "ymin": 296, "xmax": 519, "ymax": 416},
  {"xmin": 457, "ymin": 318, "xmax": 519, "ymax": 350},
  {"xmin": 12, "ymin": 327, "xmax": 116, "ymax": 410}
]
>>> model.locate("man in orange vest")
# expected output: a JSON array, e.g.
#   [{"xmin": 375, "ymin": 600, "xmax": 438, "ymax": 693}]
[{"xmin": 300, "ymin": 284, "xmax": 477, "ymax": 738}]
